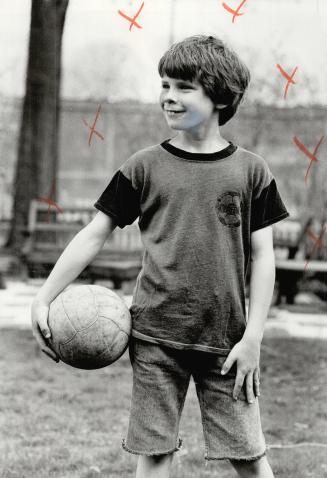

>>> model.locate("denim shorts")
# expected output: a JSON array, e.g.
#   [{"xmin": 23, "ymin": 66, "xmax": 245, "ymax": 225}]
[{"xmin": 122, "ymin": 337, "xmax": 267, "ymax": 461}]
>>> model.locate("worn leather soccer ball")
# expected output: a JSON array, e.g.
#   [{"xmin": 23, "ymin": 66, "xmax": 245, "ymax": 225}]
[{"xmin": 48, "ymin": 285, "xmax": 131, "ymax": 369}]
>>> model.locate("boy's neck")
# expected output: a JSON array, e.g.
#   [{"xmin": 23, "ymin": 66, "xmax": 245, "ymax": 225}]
[
  {"xmin": 169, "ymin": 118, "xmax": 230, "ymax": 154},
  {"xmin": 169, "ymin": 132, "xmax": 230, "ymax": 154}
]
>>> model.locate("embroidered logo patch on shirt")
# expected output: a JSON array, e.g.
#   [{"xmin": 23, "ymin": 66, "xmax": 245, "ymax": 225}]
[{"xmin": 216, "ymin": 191, "xmax": 243, "ymax": 228}]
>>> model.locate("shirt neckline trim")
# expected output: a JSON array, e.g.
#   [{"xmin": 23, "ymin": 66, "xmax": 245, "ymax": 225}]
[{"xmin": 160, "ymin": 139, "xmax": 237, "ymax": 161}]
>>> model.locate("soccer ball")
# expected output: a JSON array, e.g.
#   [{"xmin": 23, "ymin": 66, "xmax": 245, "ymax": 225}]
[{"xmin": 48, "ymin": 285, "xmax": 131, "ymax": 369}]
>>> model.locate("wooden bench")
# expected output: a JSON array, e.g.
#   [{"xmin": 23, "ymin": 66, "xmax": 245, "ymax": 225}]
[
  {"xmin": 273, "ymin": 218, "xmax": 327, "ymax": 304},
  {"xmin": 22, "ymin": 200, "xmax": 143, "ymax": 289}
]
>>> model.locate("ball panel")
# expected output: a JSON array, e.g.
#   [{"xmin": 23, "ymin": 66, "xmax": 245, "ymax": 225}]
[
  {"xmin": 105, "ymin": 328, "xmax": 130, "ymax": 364},
  {"xmin": 92, "ymin": 287, "xmax": 131, "ymax": 335},
  {"xmin": 96, "ymin": 309, "xmax": 131, "ymax": 335},
  {"xmin": 57, "ymin": 317, "xmax": 129, "ymax": 369},
  {"xmin": 48, "ymin": 295, "xmax": 77, "ymax": 343},
  {"xmin": 61, "ymin": 285, "xmax": 98, "ymax": 331},
  {"xmin": 96, "ymin": 314, "xmax": 131, "ymax": 336}
]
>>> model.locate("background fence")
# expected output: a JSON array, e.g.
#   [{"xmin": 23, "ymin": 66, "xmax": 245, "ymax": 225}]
[{"xmin": 1, "ymin": 98, "xmax": 326, "ymax": 223}]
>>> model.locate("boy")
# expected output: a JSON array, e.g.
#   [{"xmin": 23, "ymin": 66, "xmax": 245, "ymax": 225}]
[{"xmin": 32, "ymin": 35, "xmax": 289, "ymax": 477}]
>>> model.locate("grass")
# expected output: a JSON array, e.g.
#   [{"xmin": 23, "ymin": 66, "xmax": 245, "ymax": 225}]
[{"xmin": 0, "ymin": 330, "xmax": 327, "ymax": 478}]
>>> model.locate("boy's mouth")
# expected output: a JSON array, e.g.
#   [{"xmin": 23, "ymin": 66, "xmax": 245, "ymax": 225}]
[{"xmin": 164, "ymin": 109, "xmax": 186, "ymax": 116}]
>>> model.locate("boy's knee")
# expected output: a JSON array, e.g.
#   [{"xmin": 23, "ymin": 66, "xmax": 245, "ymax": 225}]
[
  {"xmin": 136, "ymin": 453, "xmax": 175, "ymax": 478},
  {"xmin": 230, "ymin": 455, "xmax": 273, "ymax": 477},
  {"xmin": 151, "ymin": 451, "xmax": 173, "ymax": 460},
  {"xmin": 230, "ymin": 457, "xmax": 260, "ymax": 469},
  {"xmin": 139, "ymin": 451, "xmax": 174, "ymax": 465},
  {"xmin": 156, "ymin": 452, "xmax": 173, "ymax": 460}
]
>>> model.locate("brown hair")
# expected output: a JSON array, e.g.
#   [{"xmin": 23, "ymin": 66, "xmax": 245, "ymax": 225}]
[{"xmin": 158, "ymin": 35, "xmax": 250, "ymax": 125}]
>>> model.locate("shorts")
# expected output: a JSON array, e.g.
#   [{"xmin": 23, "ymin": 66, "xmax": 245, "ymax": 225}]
[{"xmin": 122, "ymin": 337, "xmax": 267, "ymax": 461}]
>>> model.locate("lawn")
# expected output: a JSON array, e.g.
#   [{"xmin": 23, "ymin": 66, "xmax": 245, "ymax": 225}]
[{"xmin": 0, "ymin": 330, "xmax": 326, "ymax": 478}]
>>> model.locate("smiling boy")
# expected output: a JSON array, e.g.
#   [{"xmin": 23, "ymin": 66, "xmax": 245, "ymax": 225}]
[{"xmin": 32, "ymin": 35, "xmax": 289, "ymax": 477}]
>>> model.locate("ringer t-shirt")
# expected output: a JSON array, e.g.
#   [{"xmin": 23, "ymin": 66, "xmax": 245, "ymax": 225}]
[{"xmin": 94, "ymin": 140, "xmax": 290, "ymax": 355}]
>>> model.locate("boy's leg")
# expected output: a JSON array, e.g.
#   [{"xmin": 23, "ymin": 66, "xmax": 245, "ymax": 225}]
[
  {"xmin": 230, "ymin": 455, "xmax": 274, "ymax": 478},
  {"xmin": 122, "ymin": 339, "xmax": 189, "ymax": 466},
  {"xmin": 136, "ymin": 452, "xmax": 174, "ymax": 478},
  {"xmin": 192, "ymin": 352, "xmax": 267, "ymax": 462}
]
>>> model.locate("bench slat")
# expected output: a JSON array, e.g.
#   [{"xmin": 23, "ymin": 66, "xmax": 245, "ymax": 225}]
[
  {"xmin": 33, "ymin": 223, "xmax": 85, "ymax": 232},
  {"xmin": 276, "ymin": 259, "xmax": 327, "ymax": 272}
]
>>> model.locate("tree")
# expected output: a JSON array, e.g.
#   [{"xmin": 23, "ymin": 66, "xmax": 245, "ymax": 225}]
[{"xmin": 6, "ymin": 0, "xmax": 69, "ymax": 251}]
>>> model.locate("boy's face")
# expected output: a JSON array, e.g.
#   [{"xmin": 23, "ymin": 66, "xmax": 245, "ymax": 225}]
[{"xmin": 159, "ymin": 75, "xmax": 218, "ymax": 132}]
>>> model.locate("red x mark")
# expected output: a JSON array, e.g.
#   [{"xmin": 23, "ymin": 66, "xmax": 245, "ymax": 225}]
[
  {"xmin": 276, "ymin": 64, "xmax": 298, "ymax": 99},
  {"xmin": 118, "ymin": 2, "xmax": 144, "ymax": 31},
  {"xmin": 37, "ymin": 179, "xmax": 63, "ymax": 223},
  {"xmin": 83, "ymin": 105, "xmax": 104, "ymax": 147},
  {"xmin": 304, "ymin": 225, "xmax": 327, "ymax": 270},
  {"xmin": 222, "ymin": 0, "xmax": 247, "ymax": 23},
  {"xmin": 293, "ymin": 135, "xmax": 324, "ymax": 184}
]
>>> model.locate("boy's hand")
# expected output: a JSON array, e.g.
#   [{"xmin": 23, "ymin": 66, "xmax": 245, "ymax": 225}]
[
  {"xmin": 221, "ymin": 337, "xmax": 260, "ymax": 404},
  {"xmin": 31, "ymin": 300, "xmax": 60, "ymax": 363}
]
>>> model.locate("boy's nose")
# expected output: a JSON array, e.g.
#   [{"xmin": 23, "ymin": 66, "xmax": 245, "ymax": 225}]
[{"xmin": 164, "ymin": 88, "xmax": 179, "ymax": 102}]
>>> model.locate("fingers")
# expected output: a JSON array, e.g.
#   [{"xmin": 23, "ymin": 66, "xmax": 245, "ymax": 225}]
[
  {"xmin": 221, "ymin": 343, "xmax": 261, "ymax": 403},
  {"xmin": 31, "ymin": 302, "xmax": 60, "ymax": 362},
  {"xmin": 221, "ymin": 353, "xmax": 235, "ymax": 375},
  {"xmin": 32, "ymin": 325, "xmax": 60, "ymax": 362},
  {"xmin": 254, "ymin": 368, "xmax": 260, "ymax": 397},
  {"xmin": 245, "ymin": 372, "xmax": 255, "ymax": 404},
  {"xmin": 42, "ymin": 348, "xmax": 60, "ymax": 363},
  {"xmin": 36, "ymin": 308, "xmax": 52, "ymax": 339},
  {"xmin": 234, "ymin": 371, "xmax": 259, "ymax": 404},
  {"xmin": 233, "ymin": 371, "xmax": 257, "ymax": 403},
  {"xmin": 233, "ymin": 369, "xmax": 245, "ymax": 401}
]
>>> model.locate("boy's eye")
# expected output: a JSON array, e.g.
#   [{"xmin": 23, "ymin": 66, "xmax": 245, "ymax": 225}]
[
  {"xmin": 161, "ymin": 81, "xmax": 194, "ymax": 90},
  {"xmin": 177, "ymin": 82, "xmax": 195, "ymax": 90}
]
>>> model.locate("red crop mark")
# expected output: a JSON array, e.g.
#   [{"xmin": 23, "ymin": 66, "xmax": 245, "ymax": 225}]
[
  {"xmin": 118, "ymin": 2, "xmax": 144, "ymax": 31},
  {"xmin": 304, "ymin": 225, "xmax": 327, "ymax": 271},
  {"xmin": 222, "ymin": 0, "xmax": 247, "ymax": 23},
  {"xmin": 276, "ymin": 64, "xmax": 298, "ymax": 99},
  {"xmin": 293, "ymin": 135, "xmax": 324, "ymax": 184},
  {"xmin": 83, "ymin": 104, "xmax": 104, "ymax": 147},
  {"xmin": 37, "ymin": 179, "xmax": 63, "ymax": 223}
]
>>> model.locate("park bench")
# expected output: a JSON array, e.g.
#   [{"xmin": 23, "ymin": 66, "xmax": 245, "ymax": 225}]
[
  {"xmin": 273, "ymin": 217, "xmax": 327, "ymax": 304},
  {"xmin": 11, "ymin": 202, "xmax": 327, "ymax": 301},
  {"xmin": 22, "ymin": 200, "xmax": 143, "ymax": 289}
]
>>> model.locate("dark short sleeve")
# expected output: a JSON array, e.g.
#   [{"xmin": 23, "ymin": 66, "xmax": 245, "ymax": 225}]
[
  {"xmin": 94, "ymin": 170, "xmax": 141, "ymax": 228},
  {"xmin": 251, "ymin": 160, "xmax": 290, "ymax": 233}
]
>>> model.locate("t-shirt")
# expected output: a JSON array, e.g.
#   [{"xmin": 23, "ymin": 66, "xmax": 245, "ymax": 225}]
[{"xmin": 94, "ymin": 140, "xmax": 290, "ymax": 355}]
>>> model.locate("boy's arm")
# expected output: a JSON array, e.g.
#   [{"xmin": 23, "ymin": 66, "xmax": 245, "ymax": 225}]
[
  {"xmin": 221, "ymin": 225, "xmax": 275, "ymax": 403},
  {"xmin": 244, "ymin": 224, "xmax": 275, "ymax": 343},
  {"xmin": 31, "ymin": 211, "xmax": 116, "ymax": 360}
]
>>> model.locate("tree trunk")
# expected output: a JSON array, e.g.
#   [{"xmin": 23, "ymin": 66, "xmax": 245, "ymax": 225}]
[{"xmin": 6, "ymin": 0, "xmax": 69, "ymax": 252}]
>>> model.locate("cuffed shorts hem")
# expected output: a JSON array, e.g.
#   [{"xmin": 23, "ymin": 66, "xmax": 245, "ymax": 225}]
[
  {"xmin": 121, "ymin": 437, "xmax": 183, "ymax": 456},
  {"xmin": 205, "ymin": 448, "xmax": 267, "ymax": 462}
]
